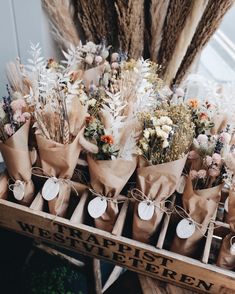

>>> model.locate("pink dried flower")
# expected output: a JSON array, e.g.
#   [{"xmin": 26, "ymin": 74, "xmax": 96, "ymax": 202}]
[
  {"xmin": 4, "ymin": 124, "xmax": 14, "ymax": 136},
  {"xmin": 197, "ymin": 134, "xmax": 208, "ymax": 146},
  {"xmin": 13, "ymin": 110, "xmax": 24, "ymax": 123},
  {"xmin": 198, "ymin": 169, "xmax": 207, "ymax": 179},
  {"xmin": 188, "ymin": 150, "xmax": 199, "ymax": 160},
  {"xmin": 95, "ymin": 55, "xmax": 103, "ymax": 64},
  {"xmin": 205, "ymin": 156, "xmax": 212, "ymax": 166},
  {"xmin": 212, "ymin": 153, "xmax": 222, "ymax": 165},
  {"xmin": 219, "ymin": 132, "xmax": 231, "ymax": 144},
  {"xmin": 11, "ymin": 99, "xmax": 26, "ymax": 112},
  {"xmin": 21, "ymin": 112, "xmax": 31, "ymax": 120},
  {"xmin": 111, "ymin": 62, "xmax": 119, "ymax": 69},
  {"xmin": 111, "ymin": 52, "xmax": 119, "ymax": 62},
  {"xmin": 190, "ymin": 170, "xmax": 198, "ymax": 180}
]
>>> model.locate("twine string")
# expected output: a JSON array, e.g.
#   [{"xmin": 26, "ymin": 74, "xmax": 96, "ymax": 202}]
[{"xmin": 88, "ymin": 188, "xmax": 126, "ymax": 204}]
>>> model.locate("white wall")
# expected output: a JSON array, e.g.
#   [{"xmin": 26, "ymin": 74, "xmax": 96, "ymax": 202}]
[{"xmin": 0, "ymin": 0, "xmax": 60, "ymax": 97}]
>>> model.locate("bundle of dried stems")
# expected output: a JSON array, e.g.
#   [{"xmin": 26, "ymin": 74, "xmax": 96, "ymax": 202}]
[
  {"xmin": 174, "ymin": 0, "xmax": 234, "ymax": 85},
  {"xmin": 42, "ymin": 0, "xmax": 80, "ymax": 49},
  {"xmin": 42, "ymin": 0, "xmax": 234, "ymax": 85},
  {"xmin": 157, "ymin": 0, "xmax": 193, "ymax": 77},
  {"xmin": 76, "ymin": 0, "xmax": 118, "ymax": 48},
  {"xmin": 114, "ymin": 0, "xmax": 144, "ymax": 59}
]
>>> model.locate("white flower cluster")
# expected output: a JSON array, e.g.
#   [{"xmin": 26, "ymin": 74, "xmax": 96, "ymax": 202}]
[{"xmin": 151, "ymin": 116, "xmax": 173, "ymax": 148}]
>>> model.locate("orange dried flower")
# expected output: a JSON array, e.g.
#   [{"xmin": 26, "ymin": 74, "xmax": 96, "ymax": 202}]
[
  {"xmin": 85, "ymin": 116, "xmax": 94, "ymax": 123},
  {"xmin": 101, "ymin": 135, "xmax": 114, "ymax": 145},
  {"xmin": 188, "ymin": 99, "xmax": 199, "ymax": 109}
]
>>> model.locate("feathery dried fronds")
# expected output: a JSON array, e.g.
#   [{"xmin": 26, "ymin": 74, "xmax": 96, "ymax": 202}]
[
  {"xmin": 42, "ymin": 0, "xmax": 80, "ymax": 49},
  {"xmin": 157, "ymin": 0, "xmax": 193, "ymax": 77},
  {"xmin": 149, "ymin": 0, "xmax": 170, "ymax": 62},
  {"xmin": 76, "ymin": 0, "xmax": 118, "ymax": 47},
  {"xmin": 174, "ymin": 0, "xmax": 234, "ymax": 85},
  {"xmin": 115, "ymin": 0, "xmax": 144, "ymax": 59},
  {"xmin": 164, "ymin": 0, "xmax": 208, "ymax": 85}
]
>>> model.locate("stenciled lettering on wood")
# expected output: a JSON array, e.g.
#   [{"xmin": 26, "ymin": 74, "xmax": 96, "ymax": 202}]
[{"xmin": 16, "ymin": 220, "xmax": 215, "ymax": 292}]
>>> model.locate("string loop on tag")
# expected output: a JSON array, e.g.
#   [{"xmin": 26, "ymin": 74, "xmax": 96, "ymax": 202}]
[
  {"xmin": 31, "ymin": 167, "xmax": 79, "ymax": 197},
  {"xmin": 88, "ymin": 188, "xmax": 126, "ymax": 204},
  {"xmin": 130, "ymin": 188, "xmax": 174, "ymax": 216}
]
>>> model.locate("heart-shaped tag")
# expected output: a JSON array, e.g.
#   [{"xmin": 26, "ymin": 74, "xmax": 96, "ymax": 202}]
[
  {"xmin": 138, "ymin": 201, "xmax": 155, "ymax": 221},
  {"xmin": 176, "ymin": 218, "xmax": 196, "ymax": 239},
  {"xmin": 42, "ymin": 177, "xmax": 60, "ymax": 201},
  {"xmin": 88, "ymin": 197, "xmax": 107, "ymax": 218},
  {"xmin": 13, "ymin": 180, "xmax": 25, "ymax": 201}
]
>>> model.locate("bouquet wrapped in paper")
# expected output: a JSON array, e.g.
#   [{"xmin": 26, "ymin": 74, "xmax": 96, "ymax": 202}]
[
  {"xmin": 171, "ymin": 101, "xmax": 234, "ymax": 257},
  {"xmin": 0, "ymin": 87, "xmax": 34, "ymax": 205},
  {"xmin": 132, "ymin": 103, "xmax": 194, "ymax": 243}
]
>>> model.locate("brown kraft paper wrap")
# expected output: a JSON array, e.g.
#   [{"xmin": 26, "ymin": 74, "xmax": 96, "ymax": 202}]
[
  {"xmin": 132, "ymin": 155, "xmax": 187, "ymax": 243},
  {"xmin": 216, "ymin": 190, "xmax": 235, "ymax": 269},
  {"xmin": 0, "ymin": 172, "xmax": 9, "ymax": 199},
  {"xmin": 217, "ymin": 233, "xmax": 235, "ymax": 270},
  {"xmin": 0, "ymin": 120, "xmax": 34, "ymax": 205},
  {"xmin": 171, "ymin": 178, "xmax": 221, "ymax": 258},
  {"xmin": 87, "ymin": 155, "xmax": 137, "ymax": 232},
  {"xmin": 36, "ymin": 131, "xmax": 82, "ymax": 217}
]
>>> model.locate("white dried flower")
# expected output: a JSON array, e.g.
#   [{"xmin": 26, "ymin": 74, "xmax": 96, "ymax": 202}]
[
  {"xmin": 88, "ymin": 98, "xmax": 97, "ymax": 107},
  {"xmin": 162, "ymin": 125, "xmax": 172, "ymax": 133},
  {"xmin": 162, "ymin": 140, "xmax": 169, "ymax": 148}
]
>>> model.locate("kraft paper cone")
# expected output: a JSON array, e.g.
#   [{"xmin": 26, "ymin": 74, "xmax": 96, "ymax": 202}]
[
  {"xmin": 0, "ymin": 172, "xmax": 9, "ymax": 200},
  {"xmin": 132, "ymin": 155, "xmax": 187, "ymax": 243},
  {"xmin": 171, "ymin": 178, "xmax": 221, "ymax": 258},
  {"xmin": 217, "ymin": 233, "xmax": 235, "ymax": 270},
  {"xmin": 87, "ymin": 155, "xmax": 137, "ymax": 232},
  {"xmin": 228, "ymin": 190, "xmax": 235, "ymax": 232},
  {"xmin": 36, "ymin": 131, "xmax": 82, "ymax": 217},
  {"xmin": 0, "ymin": 120, "xmax": 34, "ymax": 205}
]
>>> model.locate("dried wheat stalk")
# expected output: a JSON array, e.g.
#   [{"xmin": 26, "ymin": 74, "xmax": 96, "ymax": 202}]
[
  {"xmin": 149, "ymin": 0, "xmax": 170, "ymax": 62},
  {"xmin": 174, "ymin": 0, "xmax": 234, "ymax": 85},
  {"xmin": 42, "ymin": 0, "xmax": 80, "ymax": 49},
  {"xmin": 115, "ymin": 0, "xmax": 144, "ymax": 59},
  {"xmin": 76, "ymin": 0, "xmax": 118, "ymax": 48},
  {"xmin": 164, "ymin": 0, "xmax": 208, "ymax": 85},
  {"xmin": 157, "ymin": 0, "xmax": 193, "ymax": 77}
]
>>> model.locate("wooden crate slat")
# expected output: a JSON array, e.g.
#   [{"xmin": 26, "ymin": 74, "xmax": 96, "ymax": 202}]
[
  {"xmin": 111, "ymin": 199, "xmax": 129, "ymax": 236},
  {"xmin": 156, "ymin": 195, "xmax": 176, "ymax": 249},
  {"xmin": 1, "ymin": 198, "xmax": 235, "ymax": 293},
  {"xmin": 70, "ymin": 191, "xmax": 88, "ymax": 224},
  {"xmin": 30, "ymin": 192, "xmax": 44, "ymax": 211}
]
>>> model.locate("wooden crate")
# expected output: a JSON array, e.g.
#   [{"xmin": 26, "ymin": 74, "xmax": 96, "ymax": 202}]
[{"xmin": 0, "ymin": 189, "xmax": 235, "ymax": 294}]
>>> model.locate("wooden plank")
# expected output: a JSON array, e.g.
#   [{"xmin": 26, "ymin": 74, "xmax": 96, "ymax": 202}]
[
  {"xmin": 93, "ymin": 258, "xmax": 102, "ymax": 294},
  {"xmin": 202, "ymin": 209, "xmax": 217, "ymax": 264},
  {"xmin": 34, "ymin": 242, "xmax": 85, "ymax": 268},
  {"xmin": 30, "ymin": 192, "xmax": 44, "ymax": 211},
  {"xmin": 156, "ymin": 195, "xmax": 176, "ymax": 249},
  {"xmin": 70, "ymin": 191, "xmax": 88, "ymax": 224},
  {"xmin": 0, "ymin": 199, "xmax": 235, "ymax": 293},
  {"xmin": 102, "ymin": 266, "xmax": 124, "ymax": 293}
]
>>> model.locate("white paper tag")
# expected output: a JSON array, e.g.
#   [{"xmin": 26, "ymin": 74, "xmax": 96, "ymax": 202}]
[
  {"xmin": 42, "ymin": 177, "xmax": 60, "ymax": 201},
  {"xmin": 224, "ymin": 197, "xmax": 229, "ymax": 213},
  {"xmin": 138, "ymin": 201, "xmax": 155, "ymax": 221},
  {"xmin": 13, "ymin": 180, "xmax": 25, "ymax": 201},
  {"xmin": 230, "ymin": 243, "xmax": 235, "ymax": 255},
  {"xmin": 176, "ymin": 175, "xmax": 186, "ymax": 194},
  {"xmin": 176, "ymin": 218, "xmax": 196, "ymax": 239},
  {"xmin": 88, "ymin": 197, "xmax": 107, "ymax": 218}
]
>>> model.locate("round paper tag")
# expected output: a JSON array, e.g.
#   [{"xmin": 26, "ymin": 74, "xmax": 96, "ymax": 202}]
[
  {"xmin": 224, "ymin": 197, "xmax": 229, "ymax": 213},
  {"xmin": 176, "ymin": 218, "xmax": 196, "ymax": 239},
  {"xmin": 88, "ymin": 197, "xmax": 107, "ymax": 218},
  {"xmin": 13, "ymin": 180, "xmax": 25, "ymax": 201},
  {"xmin": 176, "ymin": 175, "xmax": 186, "ymax": 194},
  {"xmin": 42, "ymin": 177, "xmax": 60, "ymax": 201},
  {"xmin": 138, "ymin": 201, "xmax": 155, "ymax": 221},
  {"xmin": 230, "ymin": 243, "xmax": 235, "ymax": 255}
]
